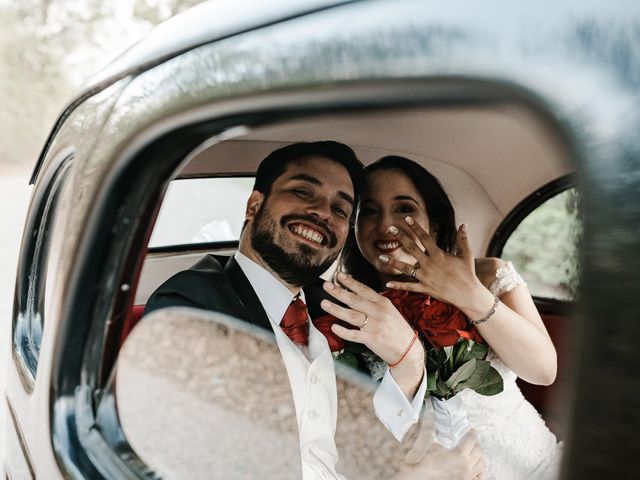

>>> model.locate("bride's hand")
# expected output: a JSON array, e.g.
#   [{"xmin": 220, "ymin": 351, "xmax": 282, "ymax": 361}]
[
  {"xmin": 320, "ymin": 272, "xmax": 424, "ymax": 396},
  {"xmin": 384, "ymin": 217, "xmax": 484, "ymax": 309}
]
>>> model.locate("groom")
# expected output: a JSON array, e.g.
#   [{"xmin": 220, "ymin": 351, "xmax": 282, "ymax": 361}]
[{"xmin": 144, "ymin": 142, "xmax": 455, "ymax": 477}]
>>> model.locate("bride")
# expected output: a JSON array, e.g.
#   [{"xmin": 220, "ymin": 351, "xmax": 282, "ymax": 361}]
[{"xmin": 319, "ymin": 155, "xmax": 562, "ymax": 479}]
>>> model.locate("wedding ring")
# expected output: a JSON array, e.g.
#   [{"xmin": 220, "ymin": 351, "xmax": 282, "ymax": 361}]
[
  {"xmin": 409, "ymin": 264, "xmax": 420, "ymax": 278},
  {"xmin": 359, "ymin": 313, "xmax": 369, "ymax": 329}
]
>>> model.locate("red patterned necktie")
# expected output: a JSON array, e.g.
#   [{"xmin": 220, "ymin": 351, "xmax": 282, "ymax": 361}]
[{"xmin": 281, "ymin": 298, "xmax": 309, "ymax": 346}]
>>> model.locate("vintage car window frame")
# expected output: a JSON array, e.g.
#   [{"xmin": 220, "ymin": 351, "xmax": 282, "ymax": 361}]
[
  {"xmin": 12, "ymin": 153, "xmax": 73, "ymax": 389},
  {"xmin": 487, "ymin": 174, "xmax": 578, "ymax": 311},
  {"xmin": 47, "ymin": 80, "xmax": 579, "ymax": 479}
]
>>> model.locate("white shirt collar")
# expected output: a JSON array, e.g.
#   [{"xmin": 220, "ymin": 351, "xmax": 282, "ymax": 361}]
[{"xmin": 234, "ymin": 251, "xmax": 299, "ymax": 325}]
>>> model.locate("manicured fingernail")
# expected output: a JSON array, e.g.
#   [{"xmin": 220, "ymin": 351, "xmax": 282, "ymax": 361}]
[
  {"xmin": 405, "ymin": 216, "xmax": 414, "ymax": 225},
  {"xmin": 379, "ymin": 254, "xmax": 389, "ymax": 263},
  {"xmin": 324, "ymin": 281, "xmax": 334, "ymax": 290},
  {"xmin": 388, "ymin": 225, "xmax": 398, "ymax": 235},
  {"xmin": 321, "ymin": 299, "xmax": 331, "ymax": 308},
  {"xmin": 386, "ymin": 282, "xmax": 394, "ymax": 288},
  {"xmin": 338, "ymin": 272, "xmax": 348, "ymax": 280},
  {"xmin": 461, "ymin": 223, "xmax": 468, "ymax": 232}
]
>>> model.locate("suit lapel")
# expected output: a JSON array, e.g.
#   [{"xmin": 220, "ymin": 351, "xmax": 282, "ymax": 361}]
[{"xmin": 224, "ymin": 256, "xmax": 272, "ymax": 331}]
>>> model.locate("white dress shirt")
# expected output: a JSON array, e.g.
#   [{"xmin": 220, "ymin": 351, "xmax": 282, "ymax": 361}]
[{"xmin": 234, "ymin": 252, "xmax": 425, "ymax": 479}]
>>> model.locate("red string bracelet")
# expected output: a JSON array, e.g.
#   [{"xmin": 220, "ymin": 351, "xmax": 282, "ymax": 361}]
[{"xmin": 389, "ymin": 330, "xmax": 419, "ymax": 368}]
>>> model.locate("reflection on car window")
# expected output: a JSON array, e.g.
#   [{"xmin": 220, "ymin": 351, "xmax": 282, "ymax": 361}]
[
  {"xmin": 502, "ymin": 188, "xmax": 581, "ymax": 301},
  {"xmin": 115, "ymin": 309, "xmax": 407, "ymax": 479},
  {"xmin": 149, "ymin": 177, "xmax": 254, "ymax": 247},
  {"xmin": 14, "ymin": 159, "xmax": 71, "ymax": 378}
]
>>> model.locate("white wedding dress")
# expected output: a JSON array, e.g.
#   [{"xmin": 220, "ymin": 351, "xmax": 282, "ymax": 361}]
[
  {"xmin": 448, "ymin": 262, "xmax": 562, "ymax": 479},
  {"xmin": 445, "ymin": 355, "xmax": 562, "ymax": 479},
  {"xmin": 366, "ymin": 262, "xmax": 563, "ymax": 479}
]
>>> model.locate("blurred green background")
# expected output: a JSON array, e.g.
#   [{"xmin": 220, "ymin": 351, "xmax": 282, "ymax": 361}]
[{"xmin": 502, "ymin": 188, "xmax": 581, "ymax": 301}]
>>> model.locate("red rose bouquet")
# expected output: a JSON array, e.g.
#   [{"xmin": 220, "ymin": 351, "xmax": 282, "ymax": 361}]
[
  {"xmin": 382, "ymin": 290, "xmax": 503, "ymax": 401},
  {"xmin": 383, "ymin": 289, "xmax": 503, "ymax": 449}
]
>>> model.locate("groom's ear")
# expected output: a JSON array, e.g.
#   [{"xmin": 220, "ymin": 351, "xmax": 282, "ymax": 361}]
[{"xmin": 245, "ymin": 190, "xmax": 264, "ymax": 221}]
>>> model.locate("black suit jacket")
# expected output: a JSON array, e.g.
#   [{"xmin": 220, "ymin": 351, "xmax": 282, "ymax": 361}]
[{"xmin": 144, "ymin": 254, "xmax": 330, "ymax": 333}]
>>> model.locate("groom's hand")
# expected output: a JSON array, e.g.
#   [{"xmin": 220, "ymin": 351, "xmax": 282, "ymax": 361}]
[{"xmin": 319, "ymin": 272, "xmax": 425, "ymax": 398}]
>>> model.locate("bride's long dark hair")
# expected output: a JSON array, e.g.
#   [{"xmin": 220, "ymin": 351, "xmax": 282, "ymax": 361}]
[{"xmin": 338, "ymin": 156, "xmax": 458, "ymax": 291}]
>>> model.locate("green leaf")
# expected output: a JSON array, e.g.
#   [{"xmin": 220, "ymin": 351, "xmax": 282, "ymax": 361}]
[
  {"xmin": 468, "ymin": 342, "xmax": 489, "ymax": 360},
  {"xmin": 453, "ymin": 341, "xmax": 472, "ymax": 366},
  {"xmin": 426, "ymin": 347, "xmax": 447, "ymax": 370},
  {"xmin": 443, "ymin": 345, "xmax": 454, "ymax": 360},
  {"xmin": 427, "ymin": 369, "xmax": 437, "ymax": 392},
  {"xmin": 435, "ymin": 378, "xmax": 450, "ymax": 399},
  {"xmin": 335, "ymin": 352, "xmax": 358, "ymax": 369},
  {"xmin": 445, "ymin": 358, "xmax": 477, "ymax": 389},
  {"xmin": 458, "ymin": 360, "xmax": 491, "ymax": 391},
  {"xmin": 451, "ymin": 361, "xmax": 503, "ymax": 396},
  {"xmin": 473, "ymin": 366, "xmax": 504, "ymax": 396}
]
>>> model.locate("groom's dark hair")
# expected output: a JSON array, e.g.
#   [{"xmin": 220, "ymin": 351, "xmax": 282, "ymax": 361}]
[{"xmin": 253, "ymin": 141, "xmax": 363, "ymax": 200}]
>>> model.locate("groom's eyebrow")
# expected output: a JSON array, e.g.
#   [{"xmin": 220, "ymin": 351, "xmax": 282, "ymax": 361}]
[
  {"xmin": 289, "ymin": 173, "xmax": 354, "ymax": 206},
  {"xmin": 290, "ymin": 173, "xmax": 321, "ymax": 186}
]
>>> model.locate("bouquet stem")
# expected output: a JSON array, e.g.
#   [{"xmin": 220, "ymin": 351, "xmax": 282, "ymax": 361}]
[{"xmin": 430, "ymin": 395, "xmax": 470, "ymax": 450}]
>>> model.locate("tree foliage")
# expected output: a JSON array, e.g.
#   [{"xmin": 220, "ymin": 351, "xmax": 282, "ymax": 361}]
[
  {"xmin": 0, "ymin": 0, "xmax": 202, "ymax": 167},
  {"xmin": 0, "ymin": 3, "xmax": 74, "ymax": 166},
  {"xmin": 502, "ymin": 188, "xmax": 582, "ymax": 300}
]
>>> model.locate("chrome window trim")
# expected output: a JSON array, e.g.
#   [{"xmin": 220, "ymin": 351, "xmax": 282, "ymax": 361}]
[{"xmin": 12, "ymin": 153, "xmax": 73, "ymax": 391}]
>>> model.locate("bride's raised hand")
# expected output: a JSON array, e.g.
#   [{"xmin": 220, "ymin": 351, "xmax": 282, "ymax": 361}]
[
  {"xmin": 385, "ymin": 218, "xmax": 558, "ymax": 387},
  {"xmin": 384, "ymin": 217, "xmax": 484, "ymax": 308}
]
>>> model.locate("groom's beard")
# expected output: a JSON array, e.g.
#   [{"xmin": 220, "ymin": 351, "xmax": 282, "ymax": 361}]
[{"xmin": 250, "ymin": 204, "xmax": 339, "ymax": 287}]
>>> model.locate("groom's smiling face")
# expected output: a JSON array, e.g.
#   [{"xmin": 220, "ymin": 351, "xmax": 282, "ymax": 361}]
[{"xmin": 244, "ymin": 156, "xmax": 355, "ymax": 286}]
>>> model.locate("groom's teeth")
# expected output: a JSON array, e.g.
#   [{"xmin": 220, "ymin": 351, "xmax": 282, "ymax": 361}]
[{"xmin": 292, "ymin": 224, "xmax": 324, "ymax": 245}]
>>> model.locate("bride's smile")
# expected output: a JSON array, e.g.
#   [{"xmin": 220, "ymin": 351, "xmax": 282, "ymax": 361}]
[{"xmin": 355, "ymin": 168, "xmax": 431, "ymax": 278}]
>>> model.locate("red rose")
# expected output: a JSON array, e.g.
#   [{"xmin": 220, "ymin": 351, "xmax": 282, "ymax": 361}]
[
  {"xmin": 382, "ymin": 290, "xmax": 483, "ymax": 349},
  {"xmin": 417, "ymin": 299, "xmax": 483, "ymax": 348},
  {"xmin": 313, "ymin": 314, "xmax": 350, "ymax": 352},
  {"xmin": 382, "ymin": 290, "xmax": 430, "ymax": 322}
]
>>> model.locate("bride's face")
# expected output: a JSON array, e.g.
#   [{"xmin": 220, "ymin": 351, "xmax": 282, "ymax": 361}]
[{"xmin": 355, "ymin": 168, "xmax": 431, "ymax": 279}]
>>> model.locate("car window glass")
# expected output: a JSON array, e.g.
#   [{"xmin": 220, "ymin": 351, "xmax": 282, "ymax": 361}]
[
  {"xmin": 149, "ymin": 177, "xmax": 254, "ymax": 247},
  {"xmin": 501, "ymin": 187, "xmax": 581, "ymax": 301},
  {"xmin": 13, "ymin": 159, "xmax": 72, "ymax": 378}
]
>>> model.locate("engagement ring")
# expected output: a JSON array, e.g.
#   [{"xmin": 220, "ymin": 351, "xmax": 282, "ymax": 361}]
[{"xmin": 409, "ymin": 264, "xmax": 420, "ymax": 278}]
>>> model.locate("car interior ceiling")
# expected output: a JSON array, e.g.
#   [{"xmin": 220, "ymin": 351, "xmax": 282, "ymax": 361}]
[{"xmin": 182, "ymin": 106, "xmax": 572, "ymax": 209}]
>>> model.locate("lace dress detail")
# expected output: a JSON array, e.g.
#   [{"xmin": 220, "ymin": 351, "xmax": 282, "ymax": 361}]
[
  {"xmin": 485, "ymin": 260, "xmax": 527, "ymax": 364},
  {"xmin": 489, "ymin": 260, "xmax": 527, "ymax": 297}
]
